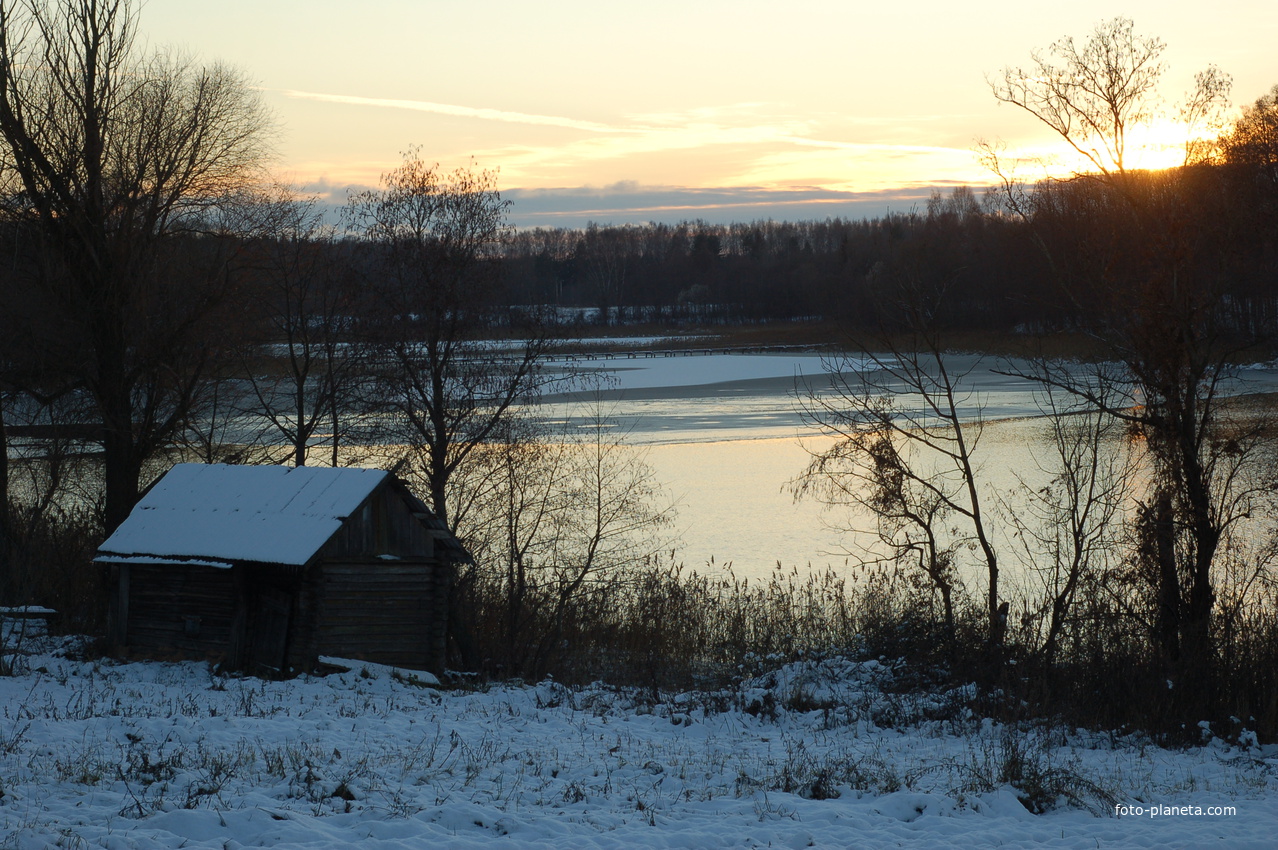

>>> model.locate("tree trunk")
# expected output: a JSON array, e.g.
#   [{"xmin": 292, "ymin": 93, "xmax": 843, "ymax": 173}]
[
  {"xmin": 0, "ymin": 398, "xmax": 10, "ymax": 596},
  {"xmin": 1151, "ymin": 489, "xmax": 1181, "ymax": 663},
  {"xmin": 102, "ymin": 425, "xmax": 142, "ymax": 534}
]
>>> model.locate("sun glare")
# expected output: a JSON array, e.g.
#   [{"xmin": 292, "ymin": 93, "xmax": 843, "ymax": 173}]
[
  {"xmin": 1124, "ymin": 118, "xmax": 1210, "ymax": 171},
  {"xmin": 1021, "ymin": 117, "xmax": 1217, "ymax": 177}
]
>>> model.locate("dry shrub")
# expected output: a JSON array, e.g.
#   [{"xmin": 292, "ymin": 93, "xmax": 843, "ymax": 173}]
[
  {"xmin": 459, "ymin": 548, "xmax": 1278, "ymax": 743},
  {"xmin": 1, "ymin": 502, "xmax": 103, "ymax": 634},
  {"xmin": 461, "ymin": 558, "xmax": 959, "ymax": 689}
]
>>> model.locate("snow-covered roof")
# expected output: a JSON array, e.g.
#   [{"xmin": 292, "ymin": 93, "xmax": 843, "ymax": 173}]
[{"xmin": 98, "ymin": 463, "xmax": 391, "ymax": 567}]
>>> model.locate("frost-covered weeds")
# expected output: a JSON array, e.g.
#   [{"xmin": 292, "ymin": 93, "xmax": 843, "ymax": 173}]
[
  {"xmin": 3, "ymin": 633, "xmax": 1273, "ymax": 843},
  {"xmin": 459, "ymin": 557, "xmax": 1278, "ymax": 745}
]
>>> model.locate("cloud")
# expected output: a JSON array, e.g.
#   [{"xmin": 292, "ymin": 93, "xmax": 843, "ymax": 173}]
[
  {"xmin": 275, "ymin": 177, "xmax": 983, "ymax": 231},
  {"xmin": 276, "ymin": 91, "xmax": 991, "ymax": 202},
  {"xmin": 500, "ymin": 183, "xmax": 963, "ymax": 228},
  {"xmin": 278, "ymin": 89, "xmax": 633, "ymax": 134},
  {"xmin": 280, "ymin": 88, "xmax": 973, "ymax": 167},
  {"xmin": 472, "ymin": 125, "xmax": 981, "ymax": 192}
]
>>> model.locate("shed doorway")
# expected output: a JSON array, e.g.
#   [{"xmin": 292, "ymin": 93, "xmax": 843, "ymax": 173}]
[{"xmin": 247, "ymin": 587, "xmax": 292, "ymax": 674}]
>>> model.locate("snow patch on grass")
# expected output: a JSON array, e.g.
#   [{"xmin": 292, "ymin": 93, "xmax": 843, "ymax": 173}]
[{"xmin": 0, "ymin": 635, "xmax": 1274, "ymax": 848}]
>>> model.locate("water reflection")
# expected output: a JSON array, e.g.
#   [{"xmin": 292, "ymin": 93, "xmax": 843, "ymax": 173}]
[{"xmin": 538, "ymin": 352, "xmax": 1278, "ymax": 580}]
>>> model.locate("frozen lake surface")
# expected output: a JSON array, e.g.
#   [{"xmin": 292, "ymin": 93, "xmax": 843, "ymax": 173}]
[{"xmin": 539, "ymin": 351, "xmax": 1278, "ymax": 576}]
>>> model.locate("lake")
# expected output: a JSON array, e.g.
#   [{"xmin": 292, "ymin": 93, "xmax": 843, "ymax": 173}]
[{"xmin": 539, "ymin": 349, "xmax": 1278, "ymax": 580}]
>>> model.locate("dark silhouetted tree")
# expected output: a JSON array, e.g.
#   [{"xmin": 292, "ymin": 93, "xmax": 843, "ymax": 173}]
[{"xmin": 0, "ymin": 0, "xmax": 272, "ymax": 530}]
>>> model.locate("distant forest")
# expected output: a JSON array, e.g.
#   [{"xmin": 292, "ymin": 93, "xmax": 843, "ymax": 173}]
[{"xmin": 496, "ymin": 162, "xmax": 1278, "ymax": 340}]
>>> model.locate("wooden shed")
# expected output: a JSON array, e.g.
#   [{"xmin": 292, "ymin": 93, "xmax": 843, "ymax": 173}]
[{"xmin": 97, "ymin": 463, "xmax": 470, "ymax": 675}]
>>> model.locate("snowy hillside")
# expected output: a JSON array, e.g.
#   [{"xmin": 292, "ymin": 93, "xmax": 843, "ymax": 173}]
[{"xmin": 1, "ymin": 633, "xmax": 1275, "ymax": 848}]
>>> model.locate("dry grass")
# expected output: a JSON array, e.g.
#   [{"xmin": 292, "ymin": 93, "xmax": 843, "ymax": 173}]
[{"xmin": 458, "ymin": 555, "xmax": 1278, "ymax": 743}]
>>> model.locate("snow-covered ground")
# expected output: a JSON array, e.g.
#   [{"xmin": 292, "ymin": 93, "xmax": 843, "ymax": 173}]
[{"xmin": 2, "ymin": 632, "xmax": 1275, "ymax": 848}]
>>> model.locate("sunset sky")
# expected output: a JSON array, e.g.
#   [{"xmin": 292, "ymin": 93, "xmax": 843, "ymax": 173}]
[{"xmin": 144, "ymin": 0, "xmax": 1276, "ymax": 227}]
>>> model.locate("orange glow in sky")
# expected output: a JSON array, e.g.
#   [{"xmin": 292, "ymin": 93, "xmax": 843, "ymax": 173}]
[{"xmin": 141, "ymin": 0, "xmax": 1277, "ymax": 224}]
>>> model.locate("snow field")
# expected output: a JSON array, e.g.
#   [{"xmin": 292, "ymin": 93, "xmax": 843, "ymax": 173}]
[{"xmin": 0, "ymin": 638, "xmax": 1275, "ymax": 848}]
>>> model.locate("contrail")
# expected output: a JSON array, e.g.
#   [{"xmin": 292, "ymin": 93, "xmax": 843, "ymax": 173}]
[
  {"xmin": 278, "ymin": 89, "xmax": 634, "ymax": 134},
  {"xmin": 278, "ymin": 89, "xmax": 968, "ymax": 158}
]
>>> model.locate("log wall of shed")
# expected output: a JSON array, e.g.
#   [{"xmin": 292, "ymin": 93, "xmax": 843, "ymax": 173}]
[
  {"xmin": 117, "ymin": 564, "xmax": 237, "ymax": 657},
  {"xmin": 311, "ymin": 560, "xmax": 450, "ymax": 671},
  {"xmin": 318, "ymin": 488, "xmax": 435, "ymax": 561}
]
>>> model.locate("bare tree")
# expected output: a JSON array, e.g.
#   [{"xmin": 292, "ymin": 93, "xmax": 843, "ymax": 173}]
[
  {"xmin": 479, "ymin": 431, "xmax": 569, "ymax": 674},
  {"xmin": 235, "ymin": 189, "xmax": 360, "ymax": 467},
  {"xmin": 999, "ymin": 367, "xmax": 1131, "ymax": 666},
  {"xmin": 577, "ymin": 223, "xmax": 634, "ymax": 325},
  {"xmin": 0, "ymin": 0, "xmax": 272, "ymax": 530},
  {"xmin": 990, "ymin": 17, "xmax": 1166, "ymax": 179},
  {"xmin": 461, "ymin": 401, "xmax": 676, "ymax": 677},
  {"xmin": 991, "ymin": 16, "xmax": 1231, "ymax": 180},
  {"xmin": 1178, "ymin": 67, "xmax": 1234, "ymax": 166},
  {"xmin": 537, "ymin": 406, "xmax": 675, "ymax": 667},
  {"xmin": 346, "ymin": 150, "xmax": 550, "ymax": 532},
  {"xmin": 798, "ymin": 422, "xmax": 964, "ymax": 652},
  {"xmin": 987, "ymin": 18, "xmax": 1268, "ymax": 718},
  {"xmin": 796, "ymin": 277, "xmax": 1004, "ymax": 647},
  {"xmin": 1220, "ymin": 84, "xmax": 1278, "ymax": 182}
]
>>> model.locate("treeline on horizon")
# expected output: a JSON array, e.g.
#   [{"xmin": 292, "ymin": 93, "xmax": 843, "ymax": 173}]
[{"xmin": 496, "ymin": 163, "xmax": 1277, "ymax": 338}]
